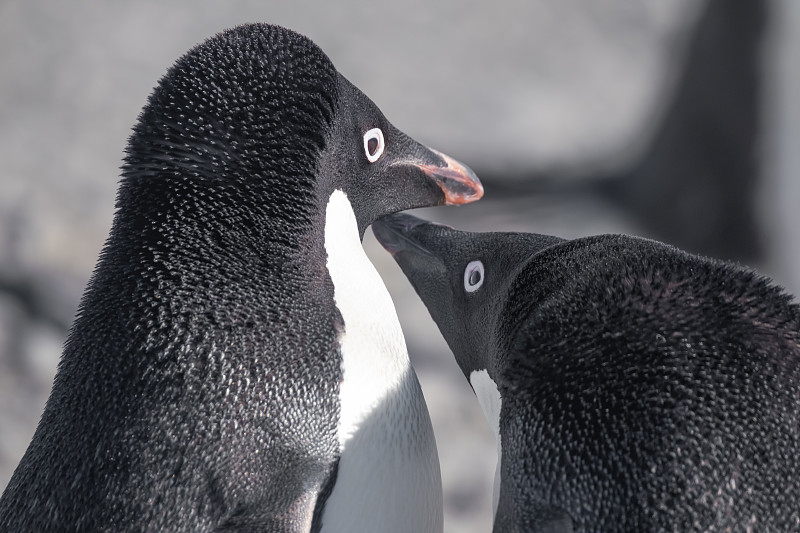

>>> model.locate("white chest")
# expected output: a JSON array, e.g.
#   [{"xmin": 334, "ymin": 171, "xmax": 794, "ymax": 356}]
[
  {"xmin": 320, "ymin": 190, "xmax": 442, "ymax": 533},
  {"xmin": 470, "ymin": 368, "xmax": 503, "ymax": 517}
]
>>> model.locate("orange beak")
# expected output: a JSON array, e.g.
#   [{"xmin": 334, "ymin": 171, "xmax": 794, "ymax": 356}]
[{"xmin": 416, "ymin": 149, "xmax": 484, "ymax": 205}]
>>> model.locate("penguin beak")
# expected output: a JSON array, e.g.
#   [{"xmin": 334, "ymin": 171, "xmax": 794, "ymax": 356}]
[
  {"xmin": 413, "ymin": 149, "xmax": 484, "ymax": 205},
  {"xmin": 391, "ymin": 146, "xmax": 483, "ymax": 206},
  {"xmin": 372, "ymin": 213, "xmax": 439, "ymax": 257}
]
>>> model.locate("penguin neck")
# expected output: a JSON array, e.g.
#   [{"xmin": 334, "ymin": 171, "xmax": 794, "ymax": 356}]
[
  {"xmin": 86, "ymin": 173, "xmax": 333, "ymax": 369},
  {"xmin": 470, "ymin": 368, "xmax": 503, "ymax": 518},
  {"xmin": 320, "ymin": 189, "xmax": 443, "ymax": 533}
]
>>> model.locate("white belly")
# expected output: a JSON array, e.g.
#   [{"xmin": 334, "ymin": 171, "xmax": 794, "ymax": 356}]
[{"xmin": 320, "ymin": 190, "xmax": 443, "ymax": 533}]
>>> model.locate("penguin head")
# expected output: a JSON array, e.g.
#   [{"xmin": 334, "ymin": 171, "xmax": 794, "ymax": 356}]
[
  {"xmin": 121, "ymin": 23, "xmax": 482, "ymax": 247},
  {"xmin": 372, "ymin": 212, "xmax": 564, "ymax": 381},
  {"xmin": 320, "ymin": 76, "xmax": 483, "ymax": 237}
]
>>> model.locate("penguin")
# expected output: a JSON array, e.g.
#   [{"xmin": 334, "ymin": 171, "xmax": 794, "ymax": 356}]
[
  {"xmin": 0, "ymin": 25, "xmax": 483, "ymax": 533},
  {"xmin": 372, "ymin": 213, "xmax": 800, "ymax": 532}
]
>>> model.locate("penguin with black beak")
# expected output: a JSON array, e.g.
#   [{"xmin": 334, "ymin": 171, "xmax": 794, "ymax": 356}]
[{"xmin": 374, "ymin": 213, "xmax": 800, "ymax": 532}]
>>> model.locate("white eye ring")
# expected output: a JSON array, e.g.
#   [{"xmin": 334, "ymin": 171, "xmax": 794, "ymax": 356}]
[
  {"xmin": 363, "ymin": 127, "xmax": 385, "ymax": 163},
  {"xmin": 464, "ymin": 260, "xmax": 484, "ymax": 292}
]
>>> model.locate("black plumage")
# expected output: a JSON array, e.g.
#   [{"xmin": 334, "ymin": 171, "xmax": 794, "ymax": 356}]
[
  {"xmin": 374, "ymin": 213, "xmax": 800, "ymax": 532},
  {"xmin": 0, "ymin": 24, "xmax": 481, "ymax": 532}
]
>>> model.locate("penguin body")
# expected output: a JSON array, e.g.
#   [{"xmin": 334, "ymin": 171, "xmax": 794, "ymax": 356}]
[
  {"xmin": 0, "ymin": 25, "xmax": 482, "ymax": 532},
  {"xmin": 373, "ymin": 213, "xmax": 800, "ymax": 532}
]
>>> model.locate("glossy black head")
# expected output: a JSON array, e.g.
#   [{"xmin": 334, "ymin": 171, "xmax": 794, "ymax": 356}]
[
  {"xmin": 372, "ymin": 213, "xmax": 564, "ymax": 379},
  {"xmin": 122, "ymin": 23, "xmax": 482, "ymax": 247}
]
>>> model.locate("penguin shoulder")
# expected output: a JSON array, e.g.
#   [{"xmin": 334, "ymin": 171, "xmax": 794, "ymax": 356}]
[{"xmin": 498, "ymin": 233, "xmax": 800, "ymax": 397}]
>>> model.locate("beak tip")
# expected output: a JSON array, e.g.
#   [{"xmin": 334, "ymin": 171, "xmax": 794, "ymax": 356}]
[
  {"xmin": 373, "ymin": 213, "xmax": 437, "ymax": 256},
  {"xmin": 372, "ymin": 213, "xmax": 412, "ymax": 255},
  {"xmin": 444, "ymin": 180, "xmax": 484, "ymax": 206},
  {"xmin": 422, "ymin": 150, "xmax": 484, "ymax": 206}
]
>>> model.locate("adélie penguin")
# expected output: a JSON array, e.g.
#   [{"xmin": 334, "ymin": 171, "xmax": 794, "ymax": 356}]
[
  {"xmin": 0, "ymin": 24, "xmax": 483, "ymax": 533},
  {"xmin": 373, "ymin": 213, "xmax": 800, "ymax": 532}
]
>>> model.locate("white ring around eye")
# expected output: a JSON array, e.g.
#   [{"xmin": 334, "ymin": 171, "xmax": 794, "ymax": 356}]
[
  {"xmin": 363, "ymin": 127, "xmax": 385, "ymax": 163},
  {"xmin": 464, "ymin": 260, "xmax": 484, "ymax": 293}
]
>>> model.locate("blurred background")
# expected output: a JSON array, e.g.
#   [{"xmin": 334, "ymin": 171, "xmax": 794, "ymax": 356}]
[{"xmin": 0, "ymin": 0, "xmax": 797, "ymax": 531}]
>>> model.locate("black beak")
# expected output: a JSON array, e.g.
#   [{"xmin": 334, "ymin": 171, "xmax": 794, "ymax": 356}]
[{"xmin": 372, "ymin": 213, "xmax": 443, "ymax": 256}]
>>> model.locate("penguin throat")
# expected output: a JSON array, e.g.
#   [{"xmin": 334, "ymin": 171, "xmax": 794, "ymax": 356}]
[
  {"xmin": 470, "ymin": 369, "xmax": 503, "ymax": 517},
  {"xmin": 320, "ymin": 189, "xmax": 443, "ymax": 532},
  {"xmin": 324, "ymin": 190, "xmax": 411, "ymax": 441}
]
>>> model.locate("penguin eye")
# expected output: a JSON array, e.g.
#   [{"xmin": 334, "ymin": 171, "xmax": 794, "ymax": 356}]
[
  {"xmin": 363, "ymin": 128, "xmax": 385, "ymax": 163},
  {"xmin": 464, "ymin": 260, "xmax": 484, "ymax": 293}
]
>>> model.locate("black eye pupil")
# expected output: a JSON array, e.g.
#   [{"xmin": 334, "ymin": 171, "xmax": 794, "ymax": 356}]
[
  {"xmin": 367, "ymin": 137, "xmax": 379, "ymax": 155},
  {"xmin": 469, "ymin": 269, "xmax": 482, "ymax": 285}
]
